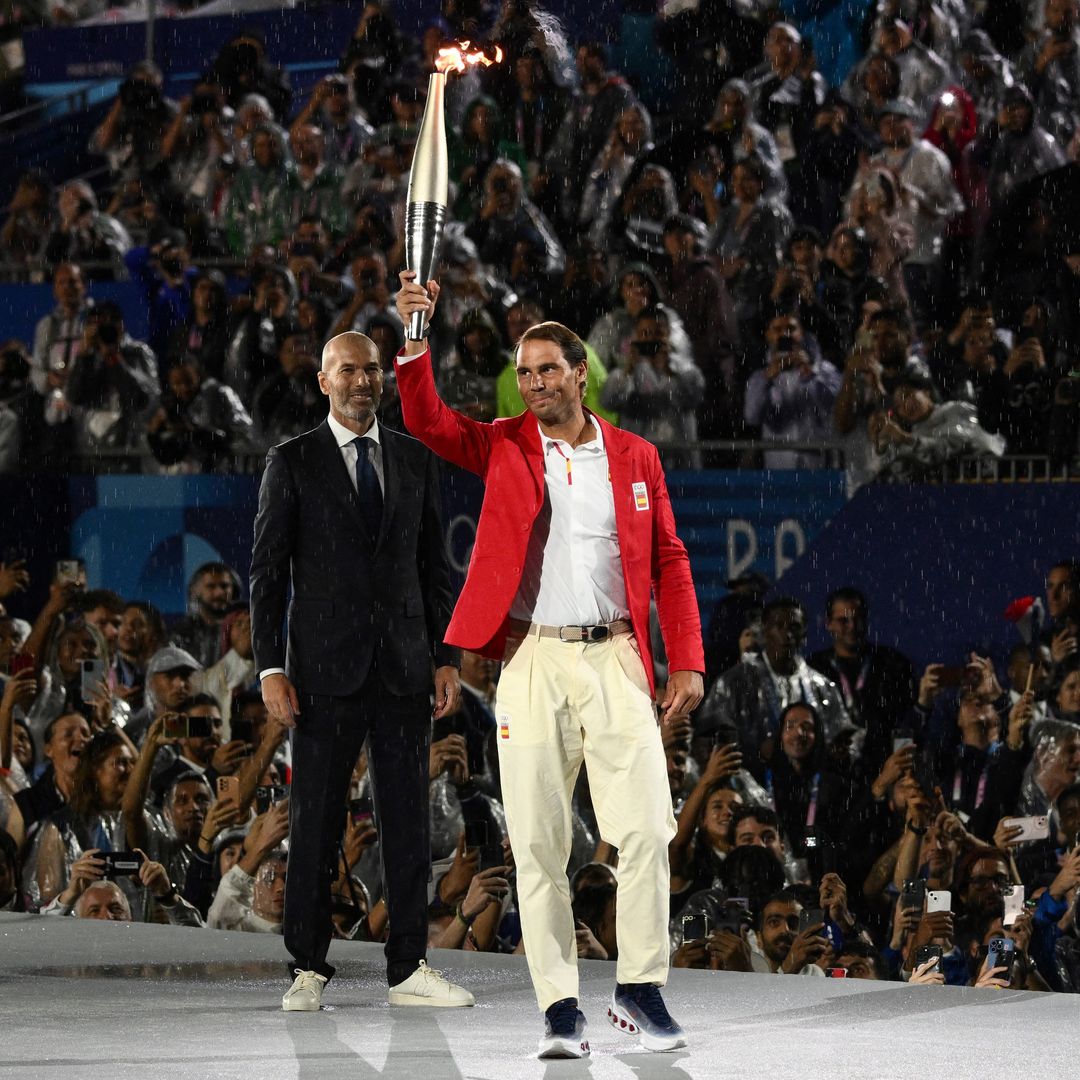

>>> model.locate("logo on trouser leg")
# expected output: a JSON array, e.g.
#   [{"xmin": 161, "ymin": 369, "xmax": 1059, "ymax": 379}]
[{"xmin": 499, "ymin": 714, "xmax": 510, "ymax": 739}]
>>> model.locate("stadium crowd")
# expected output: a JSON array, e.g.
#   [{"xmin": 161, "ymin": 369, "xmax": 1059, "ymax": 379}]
[
  {"xmin": 0, "ymin": 1, "xmax": 1079, "ymax": 483},
  {"xmin": 0, "ymin": 550, "xmax": 1078, "ymax": 993},
  {"xmin": 0, "ymin": 0, "xmax": 1078, "ymax": 998}
]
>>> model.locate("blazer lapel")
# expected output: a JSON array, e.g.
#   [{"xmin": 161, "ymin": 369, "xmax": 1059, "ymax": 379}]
[
  {"xmin": 597, "ymin": 415, "xmax": 634, "ymax": 543},
  {"xmin": 312, "ymin": 420, "xmax": 371, "ymax": 544},
  {"xmin": 516, "ymin": 413, "xmax": 546, "ymax": 507},
  {"xmin": 375, "ymin": 426, "xmax": 401, "ymax": 552}
]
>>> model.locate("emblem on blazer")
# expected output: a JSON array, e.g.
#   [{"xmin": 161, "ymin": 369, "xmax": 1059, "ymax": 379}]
[
  {"xmin": 632, "ymin": 482, "xmax": 650, "ymax": 511},
  {"xmin": 499, "ymin": 715, "xmax": 510, "ymax": 739}
]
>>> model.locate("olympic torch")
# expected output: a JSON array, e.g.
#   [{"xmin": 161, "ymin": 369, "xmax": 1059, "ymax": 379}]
[{"xmin": 405, "ymin": 41, "xmax": 503, "ymax": 341}]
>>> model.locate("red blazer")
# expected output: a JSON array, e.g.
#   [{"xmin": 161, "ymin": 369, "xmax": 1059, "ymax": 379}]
[{"xmin": 394, "ymin": 348, "xmax": 704, "ymax": 694}]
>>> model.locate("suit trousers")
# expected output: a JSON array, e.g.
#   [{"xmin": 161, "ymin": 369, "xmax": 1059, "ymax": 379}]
[
  {"xmin": 494, "ymin": 627, "xmax": 677, "ymax": 1012},
  {"xmin": 284, "ymin": 671, "xmax": 431, "ymax": 985}
]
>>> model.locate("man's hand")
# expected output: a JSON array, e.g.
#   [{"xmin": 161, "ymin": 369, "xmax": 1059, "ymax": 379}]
[
  {"xmin": 918, "ymin": 663, "xmax": 944, "ymax": 708},
  {"xmin": 914, "ymin": 910, "xmax": 954, "ymax": 950},
  {"xmin": 429, "ymin": 734, "xmax": 468, "ymax": 783},
  {"xmin": 1007, "ymin": 691, "xmax": 1035, "ymax": 750},
  {"xmin": 708, "ymin": 928, "xmax": 754, "ymax": 972},
  {"xmin": 2, "ymin": 669, "xmax": 38, "ymax": 715},
  {"xmin": 0, "ymin": 559, "xmax": 29, "ymax": 598},
  {"xmin": 57, "ymin": 848, "xmax": 105, "ymax": 906},
  {"xmin": 890, "ymin": 903, "xmax": 921, "ymax": 951},
  {"xmin": 575, "ymin": 920, "xmax": 608, "ymax": 959},
  {"xmin": 967, "ymin": 652, "xmax": 1002, "ymax": 702},
  {"xmin": 660, "ymin": 670, "xmax": 703, "ymax": 724},
  {"xmin": 134, "ymin": 850, "xmax": 174, "ymax": 900},
  {"xmin": 241, "ymin": 800, "xmax": 290, "ymax": 870},
  {"xmin": 671, "ymin": 938, "xmax": 708, "ymax": 969},
  {"xmin": 871, "ymin": 744, "xmax": 915, "ymax": 799},
  {"xmin": 781, "ymin": 923, "xmax": 831, "ymax": 973},
  {"xmin": 908, "ymin": 957, "xmax": 945, "ymax": 985},
  {"xmin": 1004, "ymin": 911, "xmax": 1033, "ymax": 955},
  {"xmin": 432, "ymin": 665, "xmax": 460, "ymax": 720},
  {"xmin": 820, "ymin": 873, "xmax": 854, "ymax": 929},
  {"xmin": 342, "ymin": 809, "xmax": 378, "ymax": 868},
  {"xmin": 261, "ymin": 672, "xmax": 300, "ymax": 728},
  {"xmin": 993, "ymin": 816, "xmax": 1025, "ymax": 850},
  {"xmin": 438, "ymin": 832, "xmax": 479, "ymax": 905},
  {"xmin": 1051, "ymin": 625, "xmax": 1078, "ymax": 664},
  {"xmin": 197, "ymin": 795, "xmax": 241, "ymax": 854},
  {"xmin": 661, "ymin": 714, "xmax": 694, "ymax": 752},
  {"xmin": 1049, "ymin": 848, "xmax": 1080, "ymax": 902},
  {"xmin": 973, "ymin": 956, "xmax": 1009, "ymax": 990},
  {"xmin": 395, "ymin": 271, "xmax": 441, "ymax": 352},
  {"xmin": 210, "ymin": 740, "xmax": 249, "ymax": 776}
]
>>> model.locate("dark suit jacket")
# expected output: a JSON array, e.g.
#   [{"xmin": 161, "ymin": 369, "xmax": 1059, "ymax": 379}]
[{"xmin": 249, "ymin": 419, "xmax": 457, "ymax": 698}]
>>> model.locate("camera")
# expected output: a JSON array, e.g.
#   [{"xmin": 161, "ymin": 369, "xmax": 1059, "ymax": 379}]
[
  {"xmin": 256, "ymin": 784, "xmax": 288, "ymax": 814},
  {"xmin": 776, "ymin": 334, "xmax": 795, "ymax": 353},
  {"xmin": 100, "ymin": 851, "xmax": 145, "ymax": 878},
  {"xmin": 120, "ymin": 78, "xmax": 160, "ymax": 112},
  {"xmin": 491, "ymin": 176, "xmax": 511, "ymax": 195},
  {"xmin": 680, "ymin": 912, "xmax": 711, "ymax": 942},
  {"xmin": 633, "ymin": 339, "xmax": 663, "ymax": 357},
  {"xmin": 96, "ymin": 322, "xmax": 120, "ymax": 348}
]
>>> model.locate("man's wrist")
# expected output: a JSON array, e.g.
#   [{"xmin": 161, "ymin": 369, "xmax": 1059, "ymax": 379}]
[{"xmin": 906, "ymin": 820, "xmax": 927, "ymax": 836}]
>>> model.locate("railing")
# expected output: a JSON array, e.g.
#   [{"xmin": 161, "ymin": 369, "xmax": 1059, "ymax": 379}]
[
  {"xmin": 0, "ymin": 254, "xmax": 249, "ymax": 284},
  {"xmin": 51, "ymin": 445, "xmax": 1076, "ymax": 482},
  {"xmin": 0, "ymin": 77, "xmax": 118, "ymax": 135}
]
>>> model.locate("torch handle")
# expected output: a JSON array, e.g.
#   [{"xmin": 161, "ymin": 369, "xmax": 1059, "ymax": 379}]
[{"xmin": 404, "ymin": 201, "xmax": 447, "ymax": 341}]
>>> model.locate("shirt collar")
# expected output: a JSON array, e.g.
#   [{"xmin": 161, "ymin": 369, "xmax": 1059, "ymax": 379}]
[
  {"xmin": 327, "ymin": 412, "xmax": 380, "ymax": 449},
  {"xmin": 542, "ymin": 411, "xmax": 605, "ymax": 456}
]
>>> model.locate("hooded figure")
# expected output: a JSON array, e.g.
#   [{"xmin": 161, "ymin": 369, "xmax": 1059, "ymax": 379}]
[
  {"xmin": 707, "ymin": 78, "xmax": 788, "ymax": 202},
  {"xmin": 972, "ymin": 83, "xmax": 1066, "ymax": 209},
  {"xmin": 448, "ymin": 95, "xmax": 528, "ymax": 222},
  {"xmin": 957, "ymin": 30, "xmax": 1018, "ymax": 131}
]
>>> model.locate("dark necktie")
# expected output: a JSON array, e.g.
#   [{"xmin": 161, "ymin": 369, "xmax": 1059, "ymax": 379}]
[{"xmin": 351, "ymin": 435, "xmax": 383, "ymax": 539}]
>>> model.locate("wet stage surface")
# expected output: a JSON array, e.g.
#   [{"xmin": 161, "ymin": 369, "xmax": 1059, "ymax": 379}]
[{"xmin": 1, "ymin": 913, "xmax": 1075, "ymax": 1079}]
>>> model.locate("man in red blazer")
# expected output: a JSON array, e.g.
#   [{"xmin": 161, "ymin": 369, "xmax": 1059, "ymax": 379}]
[{"xmin": 394, "ymin": 273, "xmax": 704, "ymax": 1058}]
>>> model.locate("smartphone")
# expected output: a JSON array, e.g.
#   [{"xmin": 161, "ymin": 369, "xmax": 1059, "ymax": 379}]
[
  {"xmin": 776, "ymin": 333, "xmax": 795, "ymax": 353},
  {"xmin": 824, "ymin": 967, "xmax": 848, "ymax": 978},
  {"xmin": 230, "ymin": 716, "xmax": 254, "ymax": 745},
  {"xmin": 986, "ymin": 936, "xmax": 1015, "ymax": 980},
  {"xmin": 10, "ymin": 653, "xmax": 34, "ymax": 676},
  {"xmin": 913, "ymin": 944, "xmax": 943, "ymax": 972},
  {"xmin": 936, "ymin": 665, "xmax": 971, "ymax": 688},
  {"xmin": 100, "ymin": 850, "xmax": 145, "ymax": 878},
  {"xmin": 1001, "ymin": 816, "xmax": 1050, "ymax": 843},
  {"xmin": 80, "ymin": 659, "xmax": 105, "ymax": 703},
  {"xmin": 799, "ymin": 906, "xmax": 825, "ymax": 934},
  {"xmin": 892, "ymin": 728, "xmax": 914, "ymax": 754},
  {"xmin": 216, "ymin": 775, "xmax": 240, "ymax": 802},
  {"xmin": 163, "ymin": 714, "xmax": 188, "ymax": 740},
  {"xmin": 55, "ymin": 558, "xmax": 86, "ymax": 586},
  {"xmin": 432, "ymin": 714, "xmax": 466, "ymax": 742},
  {"xmin": 185, "ymin": 713, "xmax": 215, "ymax": 739},
  {"xmin": 464, "ymin": 818, "xmax": 490, "ymax": 851},
  {"xmin": 348, "ymin": 795, "xmax": 375, "ymax": 828},
  {"xmin": 1003, "ymin": 884, "xmax": 1025, "ymax": 927},
  {"xmin": 926, "ymin": 890, "xmax": 952, "ymax": 913},
  {"xmin": 255, "ymin": 784, "xmax": 287, "ymax": 814},
  {"xmin": 900, "ymin": 878, "xmax": 926, "ymax": 912},
  {"xmin": 681, "ymin": 912, "xmax": 711, "ymax": 942}
]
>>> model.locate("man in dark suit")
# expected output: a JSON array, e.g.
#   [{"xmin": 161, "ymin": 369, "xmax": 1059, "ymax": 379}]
[{"xmin": 250, "ymin": 331, "xmax": 473, "ymax": 1012}]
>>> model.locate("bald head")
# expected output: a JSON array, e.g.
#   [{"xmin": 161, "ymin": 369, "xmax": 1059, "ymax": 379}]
[
  {"xmin": 318, "ymin": 332, "xmax": 384, "ymax": 431},
  {"xmin": 321, "ymin": 331, "xmax": 379, "ymax": 372}
]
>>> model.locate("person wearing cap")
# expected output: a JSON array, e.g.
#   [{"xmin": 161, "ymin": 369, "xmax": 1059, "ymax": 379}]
[
  {"xmin": 250, "ymin": 330, "xmax": 470, "ymax": 1013},
  {"xmin": 859, "ymin": 95, "xmax": 962, "ymax": 327},
  {"xmin": 124, "ymin": 643, "xmax": 202, "ymax": 746},
  {"xmin": 395, "ymin": 275, "xmax": 704, "ymax": 1058}
]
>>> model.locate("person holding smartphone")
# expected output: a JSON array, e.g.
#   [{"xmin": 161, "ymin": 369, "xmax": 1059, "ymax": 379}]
[{"xmin": 743, "ymin": 308, "xmax": 842, "ymax": 469}]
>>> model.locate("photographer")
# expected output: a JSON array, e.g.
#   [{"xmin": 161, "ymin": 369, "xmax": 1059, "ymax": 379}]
[
  {"xmin": 222, "ymin": 126, "xmax": 294, "ymax": 256},
  {"xmin": 330, "ymin": 248, "xmax": 396, "ymax": 338},
  {"xmin": 43, "ymin": 181, "xmax": 131, "ymax": 281},
  {"xmin": 743, "ymin": 308, "xmax": 841, "ymax": 469},
  {"xmin": 43, "ymin": 846, "xmax": 202, "ymax": 927},
  {"xmin": 599, "ymin": 307, "xmax": 705, "ymax": 470},
  {"xmin": 146, "ymin": 358, "xmax": 254, "ymax": 473},
  {"xmin": 66, "ymin": 302, "xmax": 158, "ymax": 454},
  {"xmin": 124, "ymin": 231, "xmax": 198, "ymax": 363},
  {"xmin": 160, "ymin": 82, "xmax": 235, "ymax": 222},
  {"xmin": 290, "ymin": 74, "xmax": 374, "ymax": 170},
  {"xmin": 89, "ymin": 61, "xmax": 177, "ymax": 184},
  {"xmin": 226, "ymin": 266, "xmax": 298, "ymax": 401}
]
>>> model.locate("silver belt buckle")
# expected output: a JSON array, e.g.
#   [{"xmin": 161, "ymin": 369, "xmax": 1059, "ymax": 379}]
[{"xmin": 559, "ymin": 625, "xmax": 584, "ymax": 642}]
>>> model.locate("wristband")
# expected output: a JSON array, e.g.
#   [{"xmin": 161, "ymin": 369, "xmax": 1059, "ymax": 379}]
[
  {"xmin": 455, "ymin": 905, "xmax": 475, "ymax": 928},
  {"xmin": 157, "ymin": 884, "xmax": 180, "ymax": 906},
  {"xmin": 906, "ymin": 821, "xmax": 927, "ymax": 836}
]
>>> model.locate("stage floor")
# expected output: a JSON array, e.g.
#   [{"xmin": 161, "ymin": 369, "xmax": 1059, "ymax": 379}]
[{"xmin": 1, "ymin": 913, "xmax": 1074, "ymax": 1079}]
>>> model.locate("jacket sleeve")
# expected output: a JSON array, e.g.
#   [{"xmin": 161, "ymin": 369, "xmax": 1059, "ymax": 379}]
[
  {"xmin": 206, "ymin": 864, "xmax": 255, "ymax": 931},
  {"xmin": 646, "ymin": 444, "xmax": 704, "ymax": 674},
  {"xmin": 249, "ymin": 445, "xmax": 299, "ymax": 674},
  {"xmin": 394, "ymin": 347, "xmax": 496, "ymax": 476}
]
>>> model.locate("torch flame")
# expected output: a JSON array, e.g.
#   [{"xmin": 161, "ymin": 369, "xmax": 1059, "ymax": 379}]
[{"xmin": 435, "ymin": 40, "xmax": 504, "ymax": 75}]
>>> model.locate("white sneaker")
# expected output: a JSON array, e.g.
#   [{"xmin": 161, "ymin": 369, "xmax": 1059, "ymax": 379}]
[
  {"xmin": 282, "ymin": 969, "xmax": 327, "ymax": 1012},
  {"xmin": 388, "ymin": 960, "xmax": 475, "ymax": 1007}
]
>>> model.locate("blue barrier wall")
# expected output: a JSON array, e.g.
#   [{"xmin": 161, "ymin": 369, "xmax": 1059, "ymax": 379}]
[
  {"xmin": 776, "ymin": 484, "xmax": 1080, "ymax": 673},
  {"xmin": 0, "ymin": 282, "xmax": 152, "ymax": 345}
]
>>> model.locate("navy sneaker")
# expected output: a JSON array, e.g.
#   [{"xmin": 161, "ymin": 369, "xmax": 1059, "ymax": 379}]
[
  {"xmin": 538, "ymin": 997, "xmax": 590, "ymax": 1059},
  {"xmin": 608, "ymin": 983, "xmax": 687, "ymax": 1052}
]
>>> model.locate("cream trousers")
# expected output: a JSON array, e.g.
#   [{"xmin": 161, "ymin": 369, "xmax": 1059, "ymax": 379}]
[{"xmin": 494, "ymin": 626, "xmax": 676, "ymax": 1011}]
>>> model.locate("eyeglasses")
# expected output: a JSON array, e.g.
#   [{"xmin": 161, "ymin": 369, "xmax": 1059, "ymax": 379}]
[{"xmin": 968, "ymin": 875, "xmax": 1009, "ymax": 888}]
